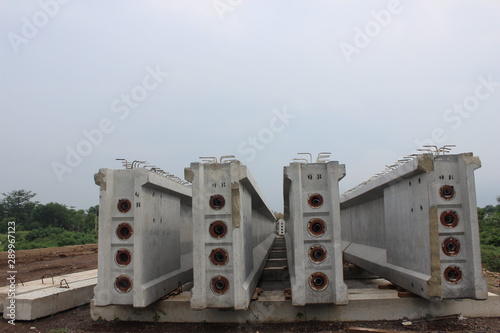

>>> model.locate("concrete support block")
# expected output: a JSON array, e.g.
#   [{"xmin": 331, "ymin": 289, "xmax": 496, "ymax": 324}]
[
  {"xmin": 341, "ymin": 153, "xmax": 488, "ymax": 300},
  {"xmin": 284, "ymin": 161, "xmax": 348, "ymax": 305},
  {"xmin": 185, "ymin": 161, "xmax": 276, "ymax": 310},
  {"xmin": 0, "ymin": 270, "xmax": 97, "ymax": 320},
  {"xmin": 94, "ymin": 168, "xmax": 193, "ymax": 307},
  {"xmin": 4, "ymin": 278, "xmax": 96, "ymax": 321},
  {"xmin": 90, "ymin": 288, "xmax": 500, "ymax": 323}
]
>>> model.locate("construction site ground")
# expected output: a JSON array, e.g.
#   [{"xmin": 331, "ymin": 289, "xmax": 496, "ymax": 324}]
[{"xmin": 0, "ymin": 244, "xmax": 499, "ymax": 333}]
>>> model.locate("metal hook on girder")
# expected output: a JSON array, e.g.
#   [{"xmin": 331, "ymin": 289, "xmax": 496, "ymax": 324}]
[
  {"xmin": 131, "ymin": 160, "xmax": 148, "ymax": 169},
  {"xmin": 220, "ymin": 155, "xmax": 236, "ymax": 163},
  {"xmin": 199, "ymin": 156, "xmax": 217, "ymax": 164},
  {"xmin": 116, "ymin": 158, "xmax": 131, "ymax": 169},
  {"xmin": 423, "ymin": 145, "xmax": 439, "ymax": 155},
  {"xmin": 417, "ymin": 148, "xmax": 434, "ymax": 155},
  {"xmin": 293, "ymin": 158, "xmax": 308, "ymax": 163},
  {"xmin": 439, "ymin": 145, "xmax": 456, "ymax": 155},
  {"xmin": 298, "ymin": 153, "xmax": 312, "ymax": 163},
  {"xmin": 316, "ymin": 152, "xmax": 331, "ymax": 163}
]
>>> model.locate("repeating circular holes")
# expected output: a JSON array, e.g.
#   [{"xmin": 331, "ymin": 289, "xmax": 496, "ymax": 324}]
[
  {"xmin": 439, "ymin": 185, "xmax": 455, "ymax": 200},
  {"xmin": 444, "ymin": 266, "xmax": 462, "ymax": 284},
  {"xmin": 308, "ymin": 245, "xmax": 327, "ymax": 264},
  {"xmin": 115, "ymin": 275, "xmax": 133, "ymax": 293},
  {"xmin": 442, "ymin": 237, "xmax": 460, "ymax": 256},
  {"xmin": 308, "ymin": 194, "xmax": 324, "ymax": 208},
  {"xmin": 440, "ymin": 210, "xmax": 459, "ymax": 228},
  {"xmin": 116, "ymin": 223, "xmax": 133, "ymax": 240},
  {"xmin": 209, "ymin": 195, "xmax": 225, "ymax": 210},
  {"xmin": 308, "ymin": 218, "xmax": 326, "ymax": 237},
  {"xmin": 115, "ymin": 249, "xmax": 132, "ymax": 266},
  {"xmin": 309, "ymin": 272, "xmax": 329, "ymax": 291},
  {"xmin": 117, "ymin": 199, "xmax": 132, "ymax": 213},
  {"xmin": 210, "ymin": 275, "xmax": 229, "ymax": 295},
  {"xmin": 209, "ymin": 248, "xmax": 229, "ymax": 266},
  {"xmin": 209, "ymin": 221, "xmax": 228, "ymax": 239}
]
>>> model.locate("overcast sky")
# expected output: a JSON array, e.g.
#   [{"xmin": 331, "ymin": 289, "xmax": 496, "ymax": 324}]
[{"xmin": 1, "ymin": 0, "xmax": 499, "ymax": 212}]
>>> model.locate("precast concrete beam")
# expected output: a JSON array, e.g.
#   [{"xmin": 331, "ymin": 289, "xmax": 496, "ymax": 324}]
[
  {"xmin": 341, "ymin": 153, "xmax": 487, "ymax": 301},
  {"xmin": 284, "ymin": 161, "xmax": 348, "ymax": 305},
  {"xmin": 94, "ymin": 168, "xmax": 193, "ymax": 307},
  {"xmin": 185, "ymin": 160, "xmax": 276, "ymax": 310}
]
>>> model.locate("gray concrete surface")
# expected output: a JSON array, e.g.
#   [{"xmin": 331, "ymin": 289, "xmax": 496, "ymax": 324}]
[
  {"xmin": 284, "ymin": 161, "xmax": 348, "ymax": 305},
  {"xmin": 94, "ymin": 168, "xmax": 193, "ymax": 307},
  {"xmin": 341, "ymin": 153, "xmax": 488, "ymax": 301},
  {"xmin": 1, "ymin": 270, "xmax": 97, "ymax": 321},
  {"xmin": 90, "ymin": 279, "xmax": 500, "ymax": 322},
  {"xmin": 185, "ymin": 160, "xmax": 276, "ymax": 310}
]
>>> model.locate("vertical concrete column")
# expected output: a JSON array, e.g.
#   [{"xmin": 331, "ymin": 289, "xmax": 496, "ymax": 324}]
[
  {"xmin": 186, "ymin": 161, "xmax": 276, "ymax": 310},
  {"xmin": 284, "ymin": 161, "xmax": 348, "ymax": 305},
  {"xmin": 93, "ymin": 168, "xmax": 193, "ymax": 307},
  {"xmin": 341, "ymin": 153, "xmax": 487, "ymax": 300}
]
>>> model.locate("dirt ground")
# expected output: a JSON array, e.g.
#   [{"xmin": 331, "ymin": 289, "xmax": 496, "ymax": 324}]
[
  {"xmin": 0, "ymin": 245, "xmax": 499, "ymax": 333},
  {"xmin": 0, "ymin": 244, "xmax": 98, "ymax": 287}
]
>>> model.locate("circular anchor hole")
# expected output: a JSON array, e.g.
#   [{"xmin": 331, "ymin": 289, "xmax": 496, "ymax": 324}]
[
  {"xmin": 439, "ymin": 185, "xmax": 455, "ymax": 200},
  {"xmin": 308, "ymin": 218, "xmax": 326, "ymax": 237},
  {"xmin": 209, "ymin": 221, "xmax": 228, "ymax": 239},
  {"xmin": 442, "ymin": 237, "xmax": 460, "ymax": 256},
  {"xmin": 115, "ymin": 275, "xmax": 133, "ymax": 293},
  {"xmin": 308, "ymin": 245, "xmax": 327, "ymax": 264},
  {"xmin": 115, "ymin": 249, "xmax": 132, "ymax": 266},
  {"xmin": 209, "ymin": 195, "xmax": 225, "ymax": 210},
  {"xmin": 210, "ymin": 275, "xmax": 229, "ymax": 295},
  {"xmin": 444, "ymin": 266, "xmax": 462, "ymax": 284},
  {"xmin": 117, "ymin": 199, "xmax": 131, "ymax": 213},
  {"xmin": 209, "ymin": 248, "xmax": 229, "ymax": 266},
  {"xmin": 308, "ymin": 194, "xmax": 324, "ymax": 208},
  {"xmin": 116, "ymin": 223, "xmax": 133, "ymax": 240},
  {"xmin": 440, "ymin": 210, "xmax": 459, "ymax": 228},
  {"xmin": 309, "ymin": 272, "xmax": 329, "ymax": 291}
]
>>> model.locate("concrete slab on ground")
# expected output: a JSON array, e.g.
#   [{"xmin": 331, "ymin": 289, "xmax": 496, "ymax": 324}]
[
  {"xmin": 1, "ymin": 269, "xmax": 97, "ymax": 321},
  {"xmin": 90, "ymin": 278, "xmax": 500, "ymax": 322}
]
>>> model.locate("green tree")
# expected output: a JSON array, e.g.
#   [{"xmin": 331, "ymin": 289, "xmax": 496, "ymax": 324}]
[
  {"xmin": 33, "ymin": 202, "xmax": 70, "ymax": 229},
  {"xmin": 0, "ymin": 202, "xmax": 5, "ymax": 221},
  {"xmin": 1, "ymin": 190, "xmax": 38, "ymax": 229},
  {"xmin": 68, "ymin": 209, "xmax": 86, "ymax": 232},
  {"xmin": 87, "ymin": 205, "xmax": 99, "ymax": 216},
  {"xmin": 84, "ymin": 212, "xmax": 97, "ymax": 233}
]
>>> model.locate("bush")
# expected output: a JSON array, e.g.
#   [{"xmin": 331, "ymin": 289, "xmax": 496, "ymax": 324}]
[
  {"xmin": 25, "ymin": 227, "xmax": 65, "ymax": 241},
  {"xmin": 481, "ymin": 245, "xmax": 500, "ymax": 272},
  {"xmin": 56, "ymin": 231, "xmax": 97, "ymax": 247},
  {"xmin": 0, "ymin": 229, "xmax": 97, "ymax": 251}
]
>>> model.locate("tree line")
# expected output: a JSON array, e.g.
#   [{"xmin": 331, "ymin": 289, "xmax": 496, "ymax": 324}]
[
  {"xmin": 0, "ymin": 189, "xmax": 98, "ymax": 233},
  {"xmin": 477, "ymin": 197, "xmax": 500, "ymax": 271}
]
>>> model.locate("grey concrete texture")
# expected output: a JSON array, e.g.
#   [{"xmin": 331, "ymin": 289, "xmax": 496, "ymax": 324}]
[
  {"xmin": 185, "ymin": 160, "xmax": 276, "ymax": 310},
  {"xmin": 341, "ymin": 153, "xmax": 488, "ymax": 301},
  {"xmin": 93, "ymin": 168, "xmax": 193, "ymax": 307},
  {"xmin": 90, "ymin": 287, "xmax": 500, "ymax": 323},
  {"xmin": 284, "ymin": 161, "xmax": 348, "ymax": 305}
]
